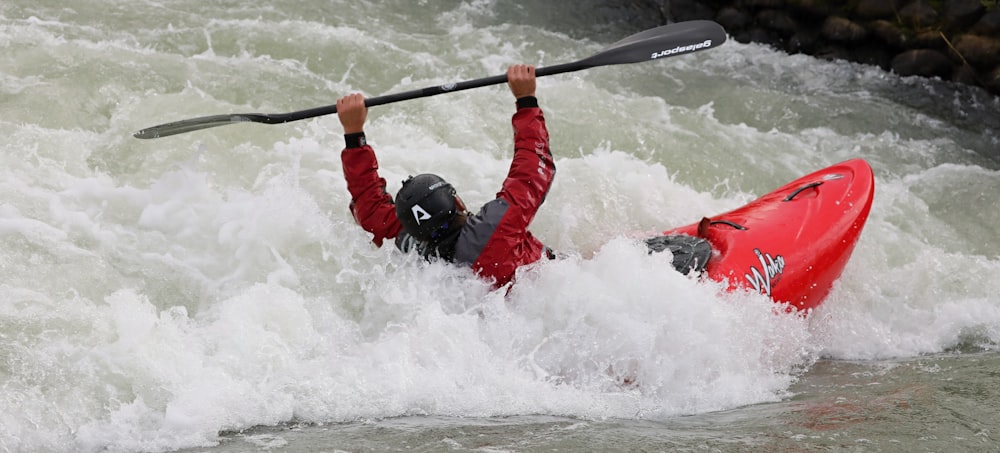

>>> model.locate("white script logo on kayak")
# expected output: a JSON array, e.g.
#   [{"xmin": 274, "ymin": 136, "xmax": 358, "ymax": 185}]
[
  {"xmin": 744, "ymin": 248, "xmax": 785, "ymax": 297},
  {"xmin": 650, "ymin": 40, "xmax": 713, "ymax": 59}
]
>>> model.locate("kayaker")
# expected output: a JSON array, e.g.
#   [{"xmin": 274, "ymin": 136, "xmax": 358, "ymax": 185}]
[{"xmin": 337, "ymin": 64, "xmax": 556, "ymax": 288}]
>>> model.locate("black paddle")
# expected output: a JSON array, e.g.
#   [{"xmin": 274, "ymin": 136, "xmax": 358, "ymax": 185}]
[{"xmin": 133, "ymin": 20, "xmax": 726, "ymax": 139}]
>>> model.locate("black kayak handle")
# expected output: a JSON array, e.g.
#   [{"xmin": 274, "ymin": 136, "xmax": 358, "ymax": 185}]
[
  {"xmin": 784, "ymin": 182, "xmax": 823, "ymax": 201},
  {"xmin": 710, "ymin": 220, "xmax": 748, "ymax": 230}
]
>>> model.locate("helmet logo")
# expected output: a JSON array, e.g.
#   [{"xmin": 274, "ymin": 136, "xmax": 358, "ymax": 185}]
[{"xmin": 411, "ymin": 204, "xmax": 432, "ymax": 224}]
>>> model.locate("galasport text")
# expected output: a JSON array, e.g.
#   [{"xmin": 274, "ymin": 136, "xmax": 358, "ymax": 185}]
[{"xmin": 651, "ymin": 40, "xmax": 713, "ymax": 59}]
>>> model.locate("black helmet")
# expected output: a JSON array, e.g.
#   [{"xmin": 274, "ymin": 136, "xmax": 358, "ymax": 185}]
[{"xmin": 395, "ymin": 174, "xmax": 464, "ymax": 242}]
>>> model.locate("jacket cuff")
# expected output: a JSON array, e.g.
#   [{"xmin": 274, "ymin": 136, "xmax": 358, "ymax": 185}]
[
  {"xmin": 516, "ymin": 96, "xmax": 538, "ymax": 109},
  {"xmin": 344, "ymin": 132, "xmax": 367, "ymax": 148}
]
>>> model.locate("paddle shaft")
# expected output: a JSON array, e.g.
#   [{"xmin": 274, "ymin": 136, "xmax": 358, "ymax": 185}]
[{"xmin": 286, "ymin": 62, "xmax": 578, "ymax": 122}]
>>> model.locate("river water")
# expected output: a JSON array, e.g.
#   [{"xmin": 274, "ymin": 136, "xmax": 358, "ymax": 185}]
[{"xmin": 2, "ymin": 1, "xmax": 999, "ymax": 452}]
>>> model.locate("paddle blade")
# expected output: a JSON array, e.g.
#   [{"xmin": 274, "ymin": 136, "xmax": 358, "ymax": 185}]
[
  {"xmin": 133, "ymin": 113, "xmax": 274, "ymax": 139},
  {"xmin": 582, "ymin": 20, "xmax": 727, "ymax": 67}
]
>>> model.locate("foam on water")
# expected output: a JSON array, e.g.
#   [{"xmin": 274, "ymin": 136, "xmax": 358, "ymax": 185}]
[{"xmin": 2, "ymin": 1, "xmax": 999, "ymax": 451}]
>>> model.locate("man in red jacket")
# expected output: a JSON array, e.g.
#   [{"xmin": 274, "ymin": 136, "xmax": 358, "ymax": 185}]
[{"xmin": 337, "ymin": 64, "xmax": 556, "ymax": 288}]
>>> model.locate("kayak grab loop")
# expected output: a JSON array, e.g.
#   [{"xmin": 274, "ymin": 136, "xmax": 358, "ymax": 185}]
[
  {"xmin": 695, "ymin": 216, "xmax": 748, "ymax": 237},
  {"xmin": 784, "ymin": 181, "xmax": 823, "ymax": 201},
  {"xmin": 709, "ymin": 219, "xmax": 748, "ymax": 230}
]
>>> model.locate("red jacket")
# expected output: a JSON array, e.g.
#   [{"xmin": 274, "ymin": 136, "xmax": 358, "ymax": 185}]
[{"xmin": 341, "ymin": 100, "xmax": 555, "ymax": 287}]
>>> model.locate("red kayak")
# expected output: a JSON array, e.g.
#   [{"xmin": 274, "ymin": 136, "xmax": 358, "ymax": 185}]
[{"xmin": 649, "ymin": 159, "xmax": 875, "ymax": 312}]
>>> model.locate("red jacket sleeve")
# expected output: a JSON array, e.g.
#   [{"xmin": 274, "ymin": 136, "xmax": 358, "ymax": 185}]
[
  {"xmin": 470, "ymin": 103, "xmax": 555, "ymax": 286},
  {"xmin": 341, "ymin": 144, "xmax": 402, "ymax": 247},
  {"xmin": 497, "ymin": 104, "xmax": 555, "ymax": 224}
]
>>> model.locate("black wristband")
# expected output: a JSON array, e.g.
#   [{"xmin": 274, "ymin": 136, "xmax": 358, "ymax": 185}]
[
  {"xmin": 344, "ymin": 132, "xmax": 367, "ymax": 148},
  {"xmin": 516, "ymin": 96, "xmax": 538, "ymax": 109}
]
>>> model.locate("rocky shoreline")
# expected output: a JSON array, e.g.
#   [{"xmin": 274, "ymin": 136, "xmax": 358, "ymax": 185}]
[{"xmin": 656, "ymin": 0, "xmax": 1000, "ymax": 97}]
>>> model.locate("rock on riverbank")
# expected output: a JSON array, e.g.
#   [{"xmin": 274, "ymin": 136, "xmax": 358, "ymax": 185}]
[{"xmin": 659, "ymin": 0, "xmax": 1000, "ymax": 96}]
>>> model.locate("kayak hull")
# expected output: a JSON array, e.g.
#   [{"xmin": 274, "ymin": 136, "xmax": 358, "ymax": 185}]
[{"xmin": 663, "ymin": 159, "xmax": 875, "ymax": 312}]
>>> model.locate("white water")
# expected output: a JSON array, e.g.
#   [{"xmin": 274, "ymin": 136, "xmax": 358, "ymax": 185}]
[{"xmin": 2, "ymin": 1, "xmax": 999, "ymax": 452}]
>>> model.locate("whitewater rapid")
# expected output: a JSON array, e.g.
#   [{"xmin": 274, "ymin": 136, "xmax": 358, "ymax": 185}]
[{"xmin": 2, "ymin": 1, "xmax": 999, "ymax": 451}]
